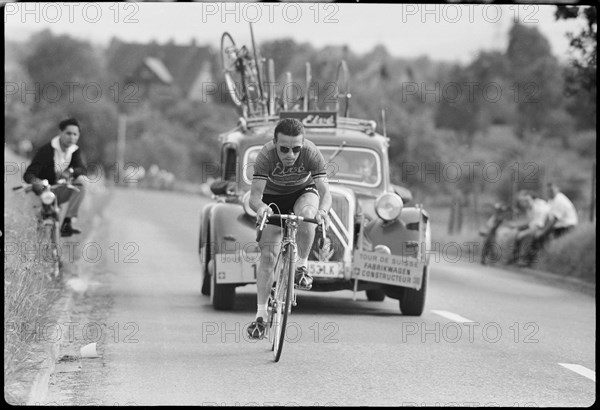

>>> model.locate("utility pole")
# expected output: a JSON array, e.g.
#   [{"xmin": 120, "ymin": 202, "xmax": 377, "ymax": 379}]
[
  {"xmin": 591, "ymin": 161, "xmax": 596, "ymax": 222},
  {"xmin": 116, "ymin": 112, "xmax": 127, "ymax": 185}
]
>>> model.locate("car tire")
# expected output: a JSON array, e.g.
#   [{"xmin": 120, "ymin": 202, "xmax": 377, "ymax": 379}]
[
  {"xmin": 209, "ymin": 260, "xmax": 236, "ymax": 310},
  {"xmin": 201, "ymin": 269, "xmax": 211, "ymax": 296},
  {"xmin": 366, "ymin": 289, "xmax": 386, "ymax": 301},
  {"xmin": 200, "ymin": 240, "xmax": 211, "ymax": 296},
  {"xmin": 399, "ymin": 266, "xmax": 428, "ymax": 316}
]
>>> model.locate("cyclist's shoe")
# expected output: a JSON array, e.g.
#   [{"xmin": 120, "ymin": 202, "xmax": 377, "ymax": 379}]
[
  {"xmin": 60, "ymin": 220, "xmax": 81, "ymax": 237},
  {"xmin": 247, "ymin": 317, "xmax": 267, "ymax": 340},
  {"xmin": 294, "ymin": 266, "xmax": 313, "ymax": 290}
]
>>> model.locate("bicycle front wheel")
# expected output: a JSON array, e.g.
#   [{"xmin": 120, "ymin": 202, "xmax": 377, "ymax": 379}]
[
  {"xmin": 40, "ymin": 221, "xmax": 61, "ymax": 279},
  {"xmin": 272, "ymin": 243, "xmax": 296, "ymax": 362},
  {"xmin": 220, "ymin": 32, "xmax": 244, "ymax": 107}
]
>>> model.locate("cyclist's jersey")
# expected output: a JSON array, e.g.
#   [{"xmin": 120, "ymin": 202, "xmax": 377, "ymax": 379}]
[{"xmin": 253, "ymin": 139, "xmax": 327, "ymax": 195}]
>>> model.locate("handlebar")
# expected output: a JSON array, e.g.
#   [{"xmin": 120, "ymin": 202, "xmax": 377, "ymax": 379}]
[
  {"xmin": 256, "ymin": 213, "xmax": 327, "ymax": 248},
  {"xmin": 13, "ymin": 181, "xmax": 82, "ymax": 193}
]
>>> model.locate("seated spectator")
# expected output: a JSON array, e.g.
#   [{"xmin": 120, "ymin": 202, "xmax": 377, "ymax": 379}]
[
  {"xmin": 23, "ymin": 118, "xmax": 87, "ymax": 237},
  {"xmin": 508, "ymin": 190, "xmax": 550, "ymax": 267},
  {"xmin": 536, "ymin": 182, "xmax": 578, "ymax": 240}
]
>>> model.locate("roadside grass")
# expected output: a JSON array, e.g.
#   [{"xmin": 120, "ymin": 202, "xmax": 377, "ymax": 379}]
[
  {"xmin": 4, "ymin": 180, "xmax": 62, "ymax": 404},
  {"xmin": 537, "ymin": 221, "xmax": 596, "ymax": 283},
  {"xmin": 3, "ymin": 147, "xmax": 111, "ymax": 403}
]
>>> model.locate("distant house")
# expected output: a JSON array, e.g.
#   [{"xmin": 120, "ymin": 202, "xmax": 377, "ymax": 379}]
[{"xmin": 106, "ymin": 38, "xmax": 216, "ymax": 102}]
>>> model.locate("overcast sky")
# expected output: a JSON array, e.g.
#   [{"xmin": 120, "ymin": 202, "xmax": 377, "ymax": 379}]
[{"xmin": 5, "ymin": 2, "xmax": 587, "ymax": 64}]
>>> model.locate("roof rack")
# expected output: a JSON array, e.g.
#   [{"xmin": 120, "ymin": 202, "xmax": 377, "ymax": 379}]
[
  {"xmin": 239, "ymin": 115, "xmax": 377, "ymax": 135},
  {"xmin": 221, "ymin": 26, "xmax": 381, "ymax": 137}
]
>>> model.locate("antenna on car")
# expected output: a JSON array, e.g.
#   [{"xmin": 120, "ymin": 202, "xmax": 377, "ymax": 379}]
[
  {"xmin": 249, "ymin": 23, "xmax": 265, "ymax": 114},
  {"xmin": 304, "ymin": 62, "xmax": 311, "ymax": 112},
  {"xmin": 283, "ymin": 71, "xmax": 292, "ymax": 111},
  {"xmin": 381, "ymin": 109, "xmax": 387, "ymax": 138},
  {"xmin": 267, "ymin": 58, "xmax": 276, "ymax": 115}
]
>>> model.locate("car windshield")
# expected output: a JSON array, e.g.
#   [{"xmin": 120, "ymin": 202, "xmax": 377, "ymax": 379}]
[{"xmin": 242, "ymin": 145, "xmax": 382, "ymax": 187}]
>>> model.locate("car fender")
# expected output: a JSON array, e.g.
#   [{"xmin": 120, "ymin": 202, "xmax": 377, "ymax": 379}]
[
  {"xmin": 362, "ymin": 206, "xmax": 430, "ymax": 257},
  {"xmin": 209, "ymin": 203, "xmax": 259, "ymax": 285},
  {"xmin": 199, "ymin": 202, "xmax": 218, "ymax": 255}
]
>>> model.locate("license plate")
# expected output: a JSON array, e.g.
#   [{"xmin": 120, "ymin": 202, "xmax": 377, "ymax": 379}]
[{"xmin": 308, "ymin": 261, "xmax": 342, "ymax": 278}]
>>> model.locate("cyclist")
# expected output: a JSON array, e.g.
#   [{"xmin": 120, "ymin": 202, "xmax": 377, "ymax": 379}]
[
  {"xmin": 23, "ymin": 117, "xmax": 87, "ymax": 237},
  {"xmin": 247, "ymin": 118, "xmax": 332, "ymax": 339}
]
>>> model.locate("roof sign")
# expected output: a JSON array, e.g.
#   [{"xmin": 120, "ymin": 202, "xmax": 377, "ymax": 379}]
[{"xmin": 279, "ymin": 111, "xmax": 337, "ymax": 128}]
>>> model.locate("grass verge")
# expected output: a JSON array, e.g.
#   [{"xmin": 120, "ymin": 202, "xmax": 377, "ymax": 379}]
[
  {"xmin": 537, "ymin": 221, "xmax": 596, "ymax": 283},
  {"xmin": 3, "ymin": 147, "xmax": 111, "ymax": 404}
]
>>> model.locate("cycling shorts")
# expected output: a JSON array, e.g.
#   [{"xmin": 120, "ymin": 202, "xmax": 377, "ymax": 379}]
[{"xmin": 261, "ymin": 184, "xmax": 319, "ymax": 227}]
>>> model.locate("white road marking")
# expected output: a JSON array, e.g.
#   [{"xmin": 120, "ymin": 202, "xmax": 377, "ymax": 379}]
[
  {"xmin": 558, "ymin": 363, "xmax": 596, "ymax": 381},
  {"xmin": 431, "ymin": 310, "xmax": 475, "ymax": 323}
]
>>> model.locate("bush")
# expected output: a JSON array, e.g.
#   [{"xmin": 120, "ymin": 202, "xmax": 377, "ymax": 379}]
[{"xmin": 537, "ymin": 221, "xmax": 596, "ymax": 283}]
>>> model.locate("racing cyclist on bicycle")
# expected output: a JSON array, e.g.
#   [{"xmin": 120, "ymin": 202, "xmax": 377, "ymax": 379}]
[{"xmin": 247, "ymin": 118, "xmax": 332, "ymax": 339}]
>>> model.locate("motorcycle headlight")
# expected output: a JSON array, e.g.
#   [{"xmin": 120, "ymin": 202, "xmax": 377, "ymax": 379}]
[
  {"xmin": 375, "ymin": 192, "xmax": 403, "ymax": 222},
  {"xmin": 40, "ymin": 191, "xmax": 56, "ymax": 205},
  {"xmin": 242, "ymin": 191, "xmax": 256, "ymax": 218}
]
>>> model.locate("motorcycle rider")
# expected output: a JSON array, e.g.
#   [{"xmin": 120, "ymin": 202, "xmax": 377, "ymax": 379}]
[{"xmin": 23, "ymin": 117, "xmax": 87, "ymax": 237}]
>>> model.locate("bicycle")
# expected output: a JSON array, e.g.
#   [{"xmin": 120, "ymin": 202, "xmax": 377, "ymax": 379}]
[
  {"xmin": 221, "ymin": 26, "xmax": 267, "ymax": 116},
  {"xmin": 12, "ymin": 172, "xmax": 81, "ymax": 279},
  {"xmin": 256, "ymin": 212, "xmax": 326, "ymax": 362}
]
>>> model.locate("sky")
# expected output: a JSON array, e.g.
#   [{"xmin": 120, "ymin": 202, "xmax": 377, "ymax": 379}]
[{"xmin": 4, "ymin": 2, "xmax": 588, "ymax": 64}]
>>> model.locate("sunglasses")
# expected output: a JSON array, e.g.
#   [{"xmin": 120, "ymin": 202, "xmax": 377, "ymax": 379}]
[{"xmin": 279, "ymin": 145, "xmax": 302, "ymax": 154}]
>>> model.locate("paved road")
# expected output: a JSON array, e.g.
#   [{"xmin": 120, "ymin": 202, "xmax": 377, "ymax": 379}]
[{"xmin": 44, "ymin": 187, "xmax": 595, "ymax": 406}]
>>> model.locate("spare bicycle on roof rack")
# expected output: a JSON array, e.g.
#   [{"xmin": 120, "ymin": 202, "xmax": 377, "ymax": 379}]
[{"xmin": 200, "ymin": 24, "xmax": 432, "ymax": 316}]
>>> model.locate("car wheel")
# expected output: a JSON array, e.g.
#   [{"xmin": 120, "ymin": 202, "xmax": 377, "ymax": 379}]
[
  {"xmin": 399, "ymin": 266, "xmax": 428, "ymax": 316},
  {"xmin": 200, "ymin": 244, "xmax": 211, "ymax": 296},
  {"xmin": 209, "ymin": 260, "xmax": 236, "ymax": 310},
  {"xmin": 366, "ymin": 289, "xmax": 386, "ymax": 301},
  {"xmin": 201, "ymin": 268, "xmax": 211, "ymax": 296}
]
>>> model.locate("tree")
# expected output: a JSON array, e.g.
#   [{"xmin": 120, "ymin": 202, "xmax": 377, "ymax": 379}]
[
  {"xmin": 435, "ymin": 52, "xmax": 512, "ymax": 146},
  {"xmin": 23, "ymin": 30, "xmax": 106, "ymax": 112},
  {"xmin": 555, "ymin": 5, "xmax": 597, "ymax": 129},
  {"xmin": 506, "ymin": 22, "xmax": 567, "ymax": 139}
]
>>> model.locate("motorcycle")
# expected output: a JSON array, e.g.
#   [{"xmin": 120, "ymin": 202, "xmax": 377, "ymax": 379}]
[
  {"xmin": 13, "ymin": 169, "xmax": 81, "ymax": 279},
  {"xmin": 479, "ymin": 202, "xmax": 514, "ymax": 265}
]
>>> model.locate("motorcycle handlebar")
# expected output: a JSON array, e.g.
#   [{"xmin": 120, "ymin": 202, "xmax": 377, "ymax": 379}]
[{"xmin": 13, "ymin": 181, "xmax": 82, "ymax": 193}]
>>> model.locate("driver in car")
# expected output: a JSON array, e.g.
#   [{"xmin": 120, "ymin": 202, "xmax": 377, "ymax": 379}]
[{"xmin": 247, "ymin": 118, "xmax": 332, "ymax": 339}]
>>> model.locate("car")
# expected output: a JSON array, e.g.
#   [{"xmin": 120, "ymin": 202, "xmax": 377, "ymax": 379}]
[{"xmin": 199, "ymin": 32, "xmax": 431, "ymax": 315}]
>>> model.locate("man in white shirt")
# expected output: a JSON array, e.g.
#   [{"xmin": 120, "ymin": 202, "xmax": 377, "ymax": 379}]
[{"xmin": 536, "ymin": 182, "xmax": 579, "ymax": 240}]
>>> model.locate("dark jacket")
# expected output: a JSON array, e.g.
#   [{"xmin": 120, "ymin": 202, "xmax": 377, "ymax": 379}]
[{"xmin": 23, "ymin": 140, "xmax": 86, "ymax": 185}]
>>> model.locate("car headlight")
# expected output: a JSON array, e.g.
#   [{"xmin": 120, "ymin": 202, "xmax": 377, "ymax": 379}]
[
  {"xmin": 375, "ymin": 192, "xmax": 403, "ymax": 221},
  {"xmin": 40, "ymin": 191, "xmax": 56, "ymax": 205},
  {"xmin": 242, "ymin": 191, "xmax": 256, "ymax": 218}
]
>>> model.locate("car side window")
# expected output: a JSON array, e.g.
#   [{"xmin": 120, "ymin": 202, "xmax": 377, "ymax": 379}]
[
  {"xmin": 222, "ymin": 144, "xmax": 237, "ymax": 181},
  {"xmin": 243, "ymin": 146, "xmax": 262, "ymax": 184}
]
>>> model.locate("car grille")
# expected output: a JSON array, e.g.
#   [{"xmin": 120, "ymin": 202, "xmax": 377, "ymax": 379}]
[{"xmin": 309, "ymin": 190, "xmax": 352, "ymax": 263}]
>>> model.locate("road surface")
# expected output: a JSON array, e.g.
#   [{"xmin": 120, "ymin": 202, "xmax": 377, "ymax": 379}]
[{"xmin": 43, "ymin": 187, "xmax": 595, "ymax": 406}]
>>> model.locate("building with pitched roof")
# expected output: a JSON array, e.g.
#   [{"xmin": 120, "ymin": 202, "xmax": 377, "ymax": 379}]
[{"xmin": 106, "ymin": 38, "xmax": 217, "ymax": 102}]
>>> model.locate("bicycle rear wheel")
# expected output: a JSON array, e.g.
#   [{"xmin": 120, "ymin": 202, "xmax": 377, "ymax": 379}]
[{"xmin": 272, "ymin": 243, "xmax": 296, "ymax": 362}]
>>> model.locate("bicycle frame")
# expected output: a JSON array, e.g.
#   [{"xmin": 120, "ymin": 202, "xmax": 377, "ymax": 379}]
[
  {"xmin": 256, "ymin": 213, "xmax": 324, "ymax": 362},
  {"xmin": 271, "ymin": 220, "xmax": 298, "ymax": 362}
]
